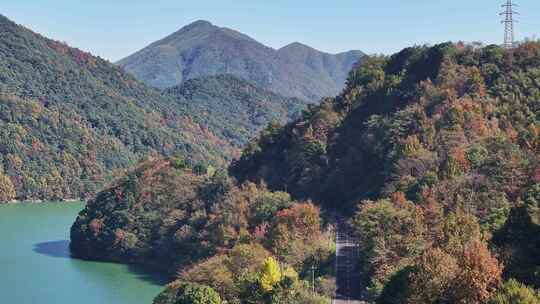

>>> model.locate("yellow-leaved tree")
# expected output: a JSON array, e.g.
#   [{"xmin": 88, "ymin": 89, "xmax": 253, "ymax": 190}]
[{"xmin": 259, "ymin": 257, "xmax": 281, "ymax": 291}]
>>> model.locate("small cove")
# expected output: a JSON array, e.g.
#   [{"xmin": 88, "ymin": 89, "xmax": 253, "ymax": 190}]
[{"xmin": 0, "ymin": 202, "xmax": 166, "ymax": 304}]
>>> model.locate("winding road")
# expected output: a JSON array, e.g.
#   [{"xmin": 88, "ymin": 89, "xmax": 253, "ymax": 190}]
[{"xmin": 333, "ymin": 218, "xmax": 365, "ymax": 304}]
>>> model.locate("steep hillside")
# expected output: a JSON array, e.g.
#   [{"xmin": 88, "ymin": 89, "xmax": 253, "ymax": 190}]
[
  {"xmin": 167, "ymin": 74, "xmax": 311, "ymax": 147},
  {"xmin": 231, "ymin": 42, "xmax": 539, "ymax": 211},
  {"xmin": 230, "ymin": 42, "xmax": 540, "ymax": 301},
  {"xmin": 0, "ymin": 15, "xmax": 235, "ymax": 202},
  {"xmin": 117, "ymin": 20, "xmax": 364, "ymax": 101}
]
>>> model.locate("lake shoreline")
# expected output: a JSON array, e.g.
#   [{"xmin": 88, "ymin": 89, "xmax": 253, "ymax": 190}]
[
  {"xmin": 3, "ymin": 198, "xmax": 86, "ymax": 205},
  {"xmin": 0, "ymin": 201, "xmax": 164, "ymax": 304}
]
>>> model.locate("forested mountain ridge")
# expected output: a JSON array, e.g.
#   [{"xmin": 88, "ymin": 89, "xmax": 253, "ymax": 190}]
[
  {"xmin": 0, "ymin": 14, "xmax": 232, "ymax": 201},
  {"xmin": 0, "ymin": 15, "xmax": 276, "ymax": 202},
  {"xmin": 117, "ymin": 20, "xmax": 364, "ymax": 101},
  {"xmin": 72, "ymin": 42, "xmax": 540, "ymax": 303},
  {"xmin": 231, "ymin": 42, "xmax": 540, "ymax": 302},
  {"xmin": 167, "ymin": 74, "xmax": 311, "ymax": 148},
  {"xmin": 231, "ymin": 42, "xmax": 539, "ymax": 212}
]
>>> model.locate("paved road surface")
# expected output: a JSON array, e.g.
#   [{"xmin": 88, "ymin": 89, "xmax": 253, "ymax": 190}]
[{"xmin": 333, "ymin": 218, "xmax": 365, "ymax": 304}]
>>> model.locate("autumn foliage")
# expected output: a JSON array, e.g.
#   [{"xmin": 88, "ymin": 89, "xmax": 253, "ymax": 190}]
[
  {"xmin": 233, "ymin": 42, "xmax": 540, "ymax": 302},
  {"xmin": 70, "ymin": 157, "xmax": 334, "ymax": 303}
]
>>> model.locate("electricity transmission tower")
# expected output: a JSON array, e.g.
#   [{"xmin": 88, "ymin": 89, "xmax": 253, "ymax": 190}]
[{"xmin": 500, "ymin": 0, "xmax": 518, "ymax": 48}]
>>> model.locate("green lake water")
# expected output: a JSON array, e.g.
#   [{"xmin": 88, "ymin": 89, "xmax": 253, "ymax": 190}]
[{"xmin": 0, "ymin": 202, "xmax": 166, "ymax": 304}]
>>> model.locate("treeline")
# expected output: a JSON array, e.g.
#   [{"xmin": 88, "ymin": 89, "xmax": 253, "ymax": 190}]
[
  {"xmin": 70, "ymin": 157, "xmax": 335, "ymax": 304},
  {"xmin": 231, "ymin": 42, "xmax": 540, "ymax": 302}
]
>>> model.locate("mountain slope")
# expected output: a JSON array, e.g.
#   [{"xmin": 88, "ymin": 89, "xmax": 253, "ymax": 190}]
[
  {"xmin": 277, "ymin": 42, "xmax": 361, "ymax": 94},
  {"xmin": 231, "ymin": 42, "xmax": 539, "ymax": 212},
  {"xmin": 72, "ymin": 42, "xmax": 540, "ymax": 304},
  {"xmin": 230, "ymin": 42, "xmax": 540, "ymax": 301},
  {"xmin": 117, "ymin": 20, "xmax": 364, "ymax": 101},
  {"xmin": 167, "ymin": 74, "xmax": 311, "ymax": 148},
  {"xmin": 0, "ymin": 15, "xmax": 235, "ymax": 201},
  {"xmin": 0, "ymin": 15, "xmax": 311, "ymax": 202}
]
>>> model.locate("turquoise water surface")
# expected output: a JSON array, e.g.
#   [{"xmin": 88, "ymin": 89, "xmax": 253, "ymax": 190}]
[{"xmin": 0, "ymin": 202, "xmax": 166, "ymax": 304}]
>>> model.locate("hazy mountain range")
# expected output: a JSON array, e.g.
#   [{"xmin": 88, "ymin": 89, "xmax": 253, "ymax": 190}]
[{"xmin": 118, "ymin": 20, "xmax": 364, "ymax": 101}]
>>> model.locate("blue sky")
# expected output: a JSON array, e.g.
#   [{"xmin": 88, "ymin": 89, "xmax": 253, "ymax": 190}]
[{"xmin": 4, "ymin": 0, "xmax": 539, "ymax": 61}]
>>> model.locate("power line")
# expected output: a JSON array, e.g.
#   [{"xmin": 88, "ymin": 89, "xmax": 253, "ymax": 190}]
[{"xmin": 500, "ymin": 0, "xmax": 519, "ymax": 48}]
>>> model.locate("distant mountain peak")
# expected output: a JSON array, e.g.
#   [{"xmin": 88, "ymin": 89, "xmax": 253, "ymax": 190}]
[
  {"xmin": 118, "ymin": 20, "xmax": 364, "ymax": 99},
  {"xmin": 157, "ymin": 19, "xmax": 257, "ymax": 47},
  {"xmin": 168, "ymin": 19, "xmax": 217, "ymax": 37},
  {"xmin": 280, "ymin": 42, "xmax": 364, "ymax": 57},
  {"xmin": 187, "ymin": 19, "xmax": 213, "ymax": 27},
  {"xmin": 280, "ymin": 42, "xmax": 314, "ymax": 51}
]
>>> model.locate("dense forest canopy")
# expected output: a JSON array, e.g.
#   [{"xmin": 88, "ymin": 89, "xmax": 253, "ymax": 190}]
[
  {"xmin": 3, "ymin": 4, "xmax": 540, "ymax": 303},
  {"xmin": 72, "ymin": 41, "xmax": 540, "ymax": 303},
  {"xmin": 231, "ymin": 42, "xmax": 539, "ymax": 213},
  {"xmin": 0, "ymin": 15, "xmax": 307, "ymax": 202},
  {"xmin": 230, "ymin": 41, "xmax": 540, "ymax": 302},
  {"xmin": 71, "ymin": 157, "xmax": 336, "ymax": 304},
  {"xmin": 0, "ymin": 14, "xmax": 228, "ymax": 201}
]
